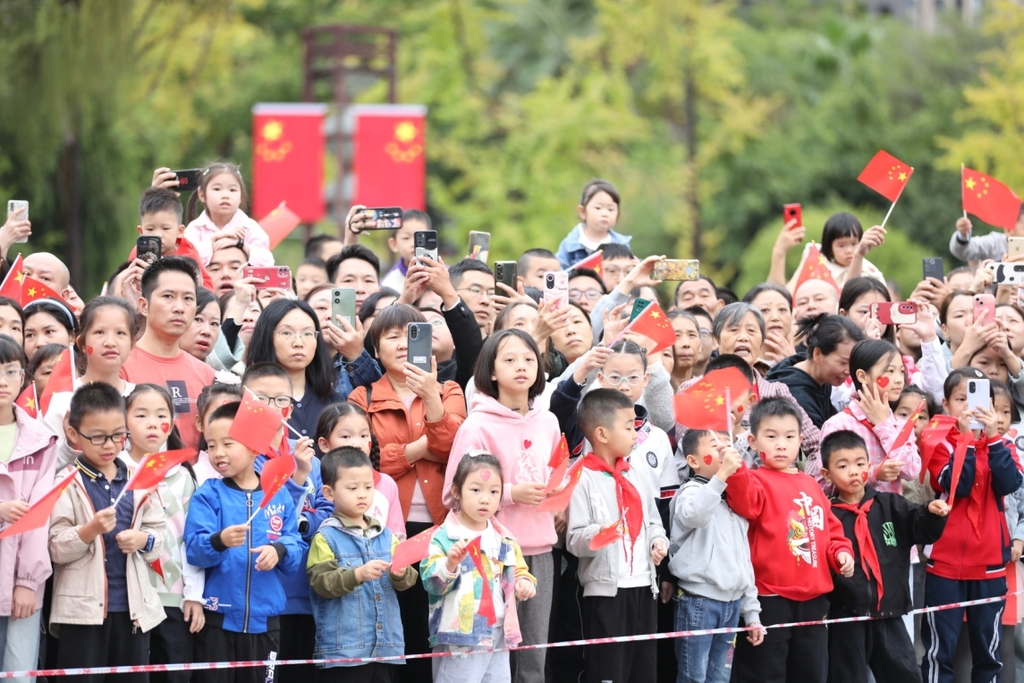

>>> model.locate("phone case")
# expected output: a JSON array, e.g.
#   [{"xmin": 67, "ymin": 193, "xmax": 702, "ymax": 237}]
[
  {"xmin": 244, "ymin": 266, "xmax": 291, "ymax": 290},
  {"xmin": 406, "ymin": 323, "xmax": 433, "ymax": 372},
  {"xmin": 967, "ymin": 378, "xmax": 990, "ymax": 429},
  {"xmin": 922, "ymin": 257, "xmax": 944, "ymax": 281},
  {"xmin": 136, "ymin": 236, "xmax": 162, "ymax": 264},
  {"xmin": 630, "ymin": 298, "xmax": 652, "ymax": 321},
  {"xmin": 495, "ymin": 261, "xmax": 518, "ymax": 292},
  {"xmin": 366, "ymin": 207, "xmax": 403, "ymax": 230},
  {"xmin": 7, "ymin": 201, "xmax": 28, "ymax": 244},
  {"xmin": 989, "ymin": 263, "xmax": 1024, "ymax": 285},
  {"xmin": 172, "ymin": 169, "xmax": 202, "ymax": 191},
  {"xmin": 331, "ymin": 288, "xmax": 356, "ymax": 327},
  {"xmin": 543, "ymin": 271, "xmax": 569, "ymax": 311},
  {"xmin": 783, "ymin": 203, "xmax": 802, "ymax": 228},
  {"xmin": 973, "ymin": 293, "xmax": 996, "ymax": 326},
  {"xmin": 414, "ymin": 231, "xmax": 438, "ymax": 262},
  {"xmin": 1009, "ymin": 237, "xmax": 1024, "ymax": 259},
  {"xmin": 870, "ymin": 302, "xmax": 917, "ymax": 326},
  {"xmin": 652, "ymin": 260, "xmax": 699, "ymax": 282},
  {"xmin": 468, "ymin": 231, "xmax": 491, "ymax": 262}
]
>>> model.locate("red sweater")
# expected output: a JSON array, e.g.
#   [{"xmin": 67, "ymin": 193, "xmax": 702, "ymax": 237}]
[{"xmin": 726, "ymin": 465, "xmax": 852, "ymax": 601}]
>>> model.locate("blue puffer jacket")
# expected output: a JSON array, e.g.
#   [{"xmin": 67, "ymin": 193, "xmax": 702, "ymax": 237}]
[{"xmin": 185, "ymin": 477, "xmax": 305, "ymax": 633}]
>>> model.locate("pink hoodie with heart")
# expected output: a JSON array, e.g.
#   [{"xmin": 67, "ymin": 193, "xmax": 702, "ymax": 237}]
[{"xmin": 444, "ymin": 393, "xmax": 560, "ymax": 556}]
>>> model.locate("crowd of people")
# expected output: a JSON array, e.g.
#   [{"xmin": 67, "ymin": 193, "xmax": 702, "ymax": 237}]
[{"xmin": 2, "ymin": 164, "xmax": 1024, "ymax": 683}]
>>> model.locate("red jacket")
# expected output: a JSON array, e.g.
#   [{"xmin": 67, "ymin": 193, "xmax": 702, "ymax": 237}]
[
  {"xmin": 726, "ymin": 465, "xmax": 852, "ymax": 601},
  {"xmin": 926, "ymin": 433, "xmax": 1023, "ymax": 580}
]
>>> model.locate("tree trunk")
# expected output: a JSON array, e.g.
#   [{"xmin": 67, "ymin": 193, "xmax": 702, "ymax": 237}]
[{"xmin": 684, "ymin": 67, "xmax": 700, "ymax": 261}]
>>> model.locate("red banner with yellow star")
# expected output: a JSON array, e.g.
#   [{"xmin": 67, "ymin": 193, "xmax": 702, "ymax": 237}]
[
  {"xmin": 962, "ymin": 166, "xmax": 1022, "ymax": 231},
  {"xmin": 252, "ymin": 103, "xmax": 328, "ymax": 224},
  {"xmin": 350, "ymin": 105, "xmax": 427, "ymax": 210}
]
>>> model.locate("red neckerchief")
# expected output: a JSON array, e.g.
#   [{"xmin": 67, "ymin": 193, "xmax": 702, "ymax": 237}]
[
  {"xmin": 831, "ymin": 496, "xmax": 884, "ymax": 611},
  {"xmin": 843, "ymin": 406, "xmax": 875, "ymax": 432},
  {"xmin": 582, "ymin": 454, "xmax": 644, "ymax": 559}
]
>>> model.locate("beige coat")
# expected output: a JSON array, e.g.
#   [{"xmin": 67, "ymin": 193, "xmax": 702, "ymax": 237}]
[{"xmin": 47, "ymin": 465, "xmax": 166, "ymax": 634}]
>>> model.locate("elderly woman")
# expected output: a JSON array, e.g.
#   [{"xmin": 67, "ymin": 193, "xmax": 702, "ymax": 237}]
[{"xmin": 743, "ymin": 283, "xmax": 796, "ymax": 369}]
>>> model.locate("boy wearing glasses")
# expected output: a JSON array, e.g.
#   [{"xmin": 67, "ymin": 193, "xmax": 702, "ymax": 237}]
[{"xmin": 50, "ymin": 383, "xmax": 167, "ymax": 679}]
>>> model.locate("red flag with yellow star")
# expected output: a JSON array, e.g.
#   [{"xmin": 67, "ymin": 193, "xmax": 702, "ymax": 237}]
[
  {"xmin": 589, "ymin": 511, "xmax": 626, "ymax": 551},
  {"xmin": 258, "ymin": 453, "xmax": 296, "ymax": 509},
  {"xmin": 351, "ymin": 105, "xmax": 427, "ymax": 210},
  {"xmin": 569, "ymin": 252, "xmax": 603, "ymax": 278},
  {"xmin": 791, "ymin": 243, "xmax": 840, "ymax": 296},
  {"xmin": 0, "ymin": 255, "xmax": 24, "ymax": 301},
  {"xmin": 258, "ymin": 202, "xmax": 302, "ymax": 250},
  {"xmin": 889, "ymin": 399, "xmax": 925, "ymax": 454},
  {"xmin": 544, "ymin": 436, "xmax": 571, "ymax": 495},
  {"xmin": 15, "ymin": 384, "xmax": 37, "ymax": 419},
  {"xmin": 0, "ymin": 472, "xmax": 77, "ymax": 540},
  {"xmin": 962, "ymin": 167, "xmax": 1022, "ymax": 231},
  {"xmin": 464, "ymin": 535, "xmax": 497, "ymax": 625},
  {"xmin": 126, "ymin": 449, "xmax": 194, "ymax": 492},
  {"xmin": 858, "ymin": 150, "xmax": 914, "ymax": 202},
  {"xmin": 19, "ymin": 275, "xmax": 65, "ymax": 307},
  {"xmin": 229, "ymin": 390, "xmax": 285, "ymax": 455},
  {"xmin": 920, "ymin": 414, "xmax": 958, "ymax": 485},
  {"xmin": 622, "ymin": 302, "xmax": 675, "ymax": 355},
  {"xmin": 391, "ymin": 525, "xmax": 438, "ymax": 573},
  {"xmin": 39, "ymin": 348, "xmax": 73, "ymax": 415},
  {"xmin": 538, "ymin": 458, "xmax": 585, "ymax": 512},
  {"xmin": 674, "ymin": 368, "xmax": 753, "ymax": 432}
]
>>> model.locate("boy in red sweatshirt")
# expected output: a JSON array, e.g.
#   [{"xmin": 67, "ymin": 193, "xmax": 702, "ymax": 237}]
[
  {"xmin": 921, "ymin": 368, "xmax": 1023, "ymax": 683},
  {"xmin": 725, "ymin": 396, "xmax": 854, "ymax": 683}
]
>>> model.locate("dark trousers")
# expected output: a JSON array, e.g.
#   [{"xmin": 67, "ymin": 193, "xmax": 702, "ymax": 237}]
[
  {"xmin": 395, "ymin": 521, "xmax": 431, "ymax": 683},
  {"xmin": 920, "ymin": 574, "xmax": 1006, "ymax": 683},
  {"xmin": 827, "ymin": 613, "xmax": 920, "ymax": 683},
  {"xmin": 56, "ymin": 611, "xmax": 151, "ymax": 683},
  {"xmin": 546, "ymin": 550, "xmax": 584, "ymax": 683},
  {"xmin": 731, "ymin": 595, "xmax": 829, "ymax": 683},
  {"xmin": 278, "ymin": 614, "xmax": 316, "ymax": 683},
  {"xmin": 150, "ymin": 607, "xmax": 195, "ymax": 683},
  {"xmin": 315, "ymin": 663, "xmax": 395, "ymax": 683},
  {"xmin": 582, "ymin": 586, "xmax": 657, "ymax": 683},
  {"xmin": 193, "ymin": 619, "xmax": 281, "ymax": 683}
]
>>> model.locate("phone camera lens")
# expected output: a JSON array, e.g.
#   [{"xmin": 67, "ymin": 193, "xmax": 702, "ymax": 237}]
[
  {"xmin": 546, "ymin": 274, "xmax": 554, "ymax": 286},
  {"xmin": 410, "ymin": 326, "xmax": 418, "ymax": 339},
  {"xmin": 969, "ymin": 381, "xmax": 976, "ymax": 392}
]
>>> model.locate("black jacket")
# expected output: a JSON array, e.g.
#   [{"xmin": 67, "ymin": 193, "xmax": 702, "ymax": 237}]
[
  {"xmin": 435, "ymin": 298, "xmax": 484, "ymax": 391},
  {"xmin": 766, "ymin": 354, "xmax": 834, "ymax": 429},
  {"xmin": 828, "ymin": 487, "xmax": 947, "ymax": 618}
]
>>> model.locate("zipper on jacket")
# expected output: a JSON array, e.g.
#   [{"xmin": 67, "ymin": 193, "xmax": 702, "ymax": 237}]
[{"xmin": 243, "ymin": 492, "xmax": 253, "ymax": 633}]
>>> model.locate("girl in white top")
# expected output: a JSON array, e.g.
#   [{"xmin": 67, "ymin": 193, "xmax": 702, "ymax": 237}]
[{"xmin": 183, "ymin": 162, "xmax": 273, "ymax": 267}]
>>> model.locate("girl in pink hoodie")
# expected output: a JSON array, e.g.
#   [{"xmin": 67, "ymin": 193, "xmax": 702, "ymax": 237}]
[
  {"xmin": 444, "ymin": 329, "xmax": 561, "ymax": 683},
  {"xmin": 0, "ymin": 336, "xmax": 59, "ymax": 677}
]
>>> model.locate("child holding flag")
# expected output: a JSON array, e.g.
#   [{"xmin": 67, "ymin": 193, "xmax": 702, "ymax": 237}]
[{"xmin": 422, "ymin": 453, "xmax": 536, "ymax": 683}]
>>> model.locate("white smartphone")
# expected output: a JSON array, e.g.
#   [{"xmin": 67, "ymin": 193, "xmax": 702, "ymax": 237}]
[
  {"xmin": 6, "ymin": 201, "xmax": 28, "ymax": 244},
  {"xmin": 966, "ymin": 377, "xmax": 990, "ymax": 430},
  {"xmin": 543, "ymin": 271, "xmax": 569, "ymax": 311}
]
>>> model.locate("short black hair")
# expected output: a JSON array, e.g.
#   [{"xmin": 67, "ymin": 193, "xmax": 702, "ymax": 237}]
[
  {"xmin": 684, "ymin": 305, "xmax": 713, "ymax": 326},
  {"xmin": 599, "ymin": 243, "xmax": 634, "ymax": 261},
  {"xmin": 139, "ymin": 187, "xmax": 183, "ymax": 223},
  {"xmin": 321, "ymin": 446, "xmax": 374, "ymax": 488},
  {"xmin": 681, "ymin": 428, "xmax": 711, "ymax": 458},
  {"xmin": 703, "ymin": 354, "xmax": 756, "ymax": 386},
  {"xmin": 580, "ymin": 180, "xmax": 620, "ymax": 208},
  {"xmin": 401, "ymin": 209, "xmax": 431, "ymax": 229},
  {"xmin": 448, "ymin": 258, "xmax": 493, "ymax": 289},
  {"xmin": 327, "ymin": 244, "xmax": 380, "ymax": 281},
  {"xmin": 944, "ymin": 367, "xmax": 987, "ymax": 400},
  {"xmin": 304, "ymin": 234, "xmax": 342, "ymax": 260},
  {"xmin": 69, "ymin": 383, "xmax": 126, "ymax": 431},
  {"xmin": 675, "ymin": 275, "xmax": 718, "ymax": 304},
  {"xmin": 518, "ymin": 248, "xmax": 559, "ymax": 274},
  {"xmin": 141, "ymin": 256, "xmax": 200, "ymax": 301},
  {"xmin": 821, "ymin": 212, "xmax": 863, "ymax": 262},
  {"xmin": 367, "ymin": 304, "xmax": 425, "ymax": 356},
  {"xmin": 28, "ymin": 343, "xmax": 64, "ymax": 379},
  {"xmin": 358, "ymin": 288, "xmax": 400, "ymax": 324},
  {"xmin": 568, "ymin": 268, "xmax": 607, "ymax": 294},
  {"xmin": 577, "ymin": 388, "xmax": 635, "ymax": 442},
  {"xmin": 473, "ymin": 329, "xmax": 547, "ymax": 401},
  {"xmin": 242, "ymin": 361, "xmax": 292, "ymax": 389},
  {"xmin": 820, "ymin": 430, "xmax": 869, "ymax": 469},
  {"xmin": 0, "ymin": 336, "xmax": 26, "ymax": 371},
  {"xmin": 208, "ymin": 401, "xmax": 240, "ymax": 425},
  {"xmin": 299, "ymin": 257, "xmax": 327, "ymax": 273},
  {"xmin": 748, "ymin": 396, "xmax": 802, "ymax": 437}
]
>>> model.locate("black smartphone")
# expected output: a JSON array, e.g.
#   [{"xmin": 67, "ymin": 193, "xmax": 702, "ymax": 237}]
[
  {"xmin": 137, "ymin": 236, "xmax": 163, "ymax": 264},
  {"xmin": 922, "ymin": 257, "xmax": 944, "ymax": 282},
  {"xmin": 171, "ymin": 169, "xmax": 202, "ymax": 191},
  {"xmin": 495, "ymin": 261, "xmax": 518, "ymax": 293},
  {"xmin": 406, "ymin": 322, "xmax": 433, "ymax": 373},
  {"xmin": 414, "ymin": 230, "xmax": 438, "ymax": 263},
  {"xmin": 630, "ymin": 297, "xmax": 651, "ymax": 322}
]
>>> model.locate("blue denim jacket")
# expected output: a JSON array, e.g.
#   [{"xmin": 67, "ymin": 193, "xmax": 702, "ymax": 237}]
[
  {"xmin": 334, "ymin": 349, "xmax": 383, "ymax": 401},
  {"xmin": 555, "ymin": 223, "xmax": 633, "ymax": 269}
]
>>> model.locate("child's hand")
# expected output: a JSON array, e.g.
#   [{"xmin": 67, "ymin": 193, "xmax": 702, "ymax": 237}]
[
  {"xmin": 10, "ymin": 586, "xmax": 36, "ymax": 620},
  {"xmin": 512, "ymin": 482, "xmax": 547, "ymax": 506},
  {"xmin": 355, "ymin": 559, "xmax": 391, "ymax": 583},
  {"xmin": 857, "ymin": 225, "xmax": 886, "ymax": 256},
  {"xmin": 837, "ymin": 551, "xmax": 855, "ymax": 578},
  {"xmin": 89, "ymin": 507, "xmax": 117, "ymax": 535},
  {"xmin": 956, "ymin": 216, "xmax": 972, "ymax": 237},
  {"xmin": 660, "ymin": 580, "xmax": 675, "ymax": 604},
  {"xmin": 858, "ymin": 381, "xmax": 891, "ymax": 427},
  {"xmin": 183, "ymin": 600, "xmax": 206, "ymax": 633},
  {"xmin": 715, "ymin": 447, "xmax": 743, "ymax": 481},
  {"xmin": 0, "ymin": 500, "xmax": 30, "ymax": 523},
  {"xmin": 515, "ymin": 577, "xmax": 536, "ymax": 601},
  {"xmin": 554, "ymin": 511, "xmax": 567, "ymax": 534},
  {"xmin": 874, "ymin": 458, "xmax": 903, "ymax": 483},
  {"xmin": 957, "ymin": 409, "xmax": 975, "ymax": 435},
  {"xmin": 747, "ymin": 623, "xmax": 766, "ymax": 646},
  {"xmin": 219, "ymin": 524, "xmax": 249, "ymax": 548},
  {"xmin": 251, "ymin": 546, "xmax": 280, "ymax": 571},
  {"xmin": 116, "ymin": 530, "xmax": 149, "ymax": 554},
  {"xmin": 292, "ymin": 437, "xmax": 315, "ymax": 483},
  {"xmin": 975, "ymin": 404, "xmax": 999, "ymax": 438},
  {"xmin": 928, "ymin": 500, "xmax": 950, "ymax": 517},
  {"xmin": 600, "ymin": 303, "xmax": 631, "ymax": 347},
  {"xmin": 651, "ymin": 539, "xmax": 668, "ymax": 566},
  {"xmin": 446, "ymin": 540, "xmax": 469, "ymax": 573}
]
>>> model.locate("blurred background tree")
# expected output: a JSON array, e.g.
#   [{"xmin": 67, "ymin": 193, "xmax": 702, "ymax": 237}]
[{"xmin": 0, "ymin": 0, "xmax": 1018, "ymax": 296}]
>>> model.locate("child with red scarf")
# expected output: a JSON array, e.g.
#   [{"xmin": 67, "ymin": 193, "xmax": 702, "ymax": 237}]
[
  {"xmin": 566, "ymin": 389, "xmax": 668, "ymax": 683},
  {"xmin": 820, "ymin": 430, "xmax": 948, "ymax": 683}
]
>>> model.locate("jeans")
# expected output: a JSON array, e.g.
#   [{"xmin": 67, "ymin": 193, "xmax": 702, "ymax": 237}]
[
  {"xmin": 673, "ymin": 592, "xmax": 739, "ymax": 683},
  {"xmin": 0, "ymin": 611, "xmax": 42, "ymax": 683}
]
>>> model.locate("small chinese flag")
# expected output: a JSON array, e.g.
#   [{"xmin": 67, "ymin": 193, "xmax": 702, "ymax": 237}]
[
  {"xmin": 538, "ymin": 458, "xmax": 585, "ymax": 512},
  {"xmin": 258, "ymin": 453, "xmax": 296, "ymax": 509},
  {"xmin": 674, "ymin": 367, "xmax": 753, "ymax": 432},
  {"xmin": 149, "ymin": 559, "xmax": 165, "ymax": 580},
  {"xmin": 569, "ymin": 251, "xmax": 603, "ymax": 278},
  {"xmin": 126, "ymin": 449, "xmax": 194, "ymax": 492},
  {"xmin": 464, "ymin": 535, "xmax": 497, "ymax": 626},
  {"xmin": 947, "ymin": 431, "xmax": 972, "ymax": 509},
  {"xmin": 589, "ymin": 512, "xmax": 626, "ymax": 551},
  {"xmin": 622, "ymin": 302, "xmax": 675, "ymax": 355},
  {"xmin": 857, "ymin": 150, "xmax": 914, "ymax": 202},
  {"xmin": 920, "ymin": 415, "xmax": 958, "ymax": 485},
  {"xmin": 20, "ymin": 276, "xmax": 65, "ymax": 307},
  {"xmin": 258, "ymin": 202, "xmax": 302, "ymax": 250},
  {"xmin": 889, "ymin": 399, "xmax": 925, "ymax": 453},
  {"xmin": 15, "ymin": 384, "xmax": 37, "ymax": 419},
  {"xmin": 962, "ymin": 167, "xmax": 1022, "ymax": 231},
  {"xmin": 544, "ymin": 436, "xmax": 571, "ymax": 495},
  {"xmin": 0, "ymin": 255, "xmax": 24, "ymax": 301},
  {"xmin": 39, "ymin": 348, "xmax": 74, "ymax": 415},
  {"xmin": 229, "ymin": 390, "xmax": 284, "ymax": 455},
  {"xmin": 791, "ymin": 243, "xmax": 840, "ymax": 296},
  {"xmin": 392, "ymin": 525, "xmax": 438, "ymax": 572},
  {"xmin": 0, "ymin": 472, "xmax": 77, "ymax": 540}
]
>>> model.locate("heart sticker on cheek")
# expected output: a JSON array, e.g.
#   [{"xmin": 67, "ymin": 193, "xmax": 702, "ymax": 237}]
[
  {"xmin": 703, "ymin": 455, "xmax": 714, "ymax": 466},
  {"xmin": 160, "ymin": 423, "xmax": 170, "ymax": 434},
  {"xmin": 86, "ymin": 346, "xmax": 94, "ymax": 355},
  {"xmin": 877, "ymin": 377, "xmax": 890, "ymax": 389},
  {"xmin": 479, "ymin": 470, "xmax": 491, "ymax": 481}
]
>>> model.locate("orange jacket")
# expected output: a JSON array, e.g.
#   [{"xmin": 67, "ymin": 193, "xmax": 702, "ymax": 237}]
[{"xmin": 348, "ymin": 377, "xmax": 466, "ymax": 525}]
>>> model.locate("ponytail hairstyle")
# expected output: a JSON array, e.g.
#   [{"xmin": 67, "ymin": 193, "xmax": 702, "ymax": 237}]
[
  {"xmin": 185, "ymin": 162, "xmax": 249, "ymax": 224},
  {"xmin": 848, "ymin": 339, "xmax": 901, "ymax": 392},
  {"xmin": 314, "ymin": 402, "xmax": 381, "ymax": 470},
  {"xmin": 607, "ymin": 339, "xmax": 649, "ymax": 371},
  {"xmin": 797, "ymin": 313, "xmax": 866, "ymax": 361},
  {"xmin": 74, "ymin": 296, "xmax": 138, "ymax": 376}
]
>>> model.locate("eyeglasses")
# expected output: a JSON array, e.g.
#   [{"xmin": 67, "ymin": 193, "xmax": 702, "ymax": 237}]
[
  {"xmin": 274, "ymin": 329, "xmax": 318, "ymax": 342},
  {"xmin": 73, "ymin": 428, "xmax": 128, "ymax": 447},
  {"xmin": 456, "ymin": 286, "xmax": 495, "ymax": 297},
  {"xmin": 0, "ymin": 368, "xmax": 24, "ymax": 382},
  {"xmin": 601, "ymin": 373, "xmax": 646, "ymax": 387},
  {"xmin": 254, "ymin": 394, "xmax": 293, "ymax": 409},
  {"xmin": 697, "ymin": 329, "xmax": 712, "ymax": 340},
  {"xmin": 569, "ymin": 289, "xmax": 603, "ymax": 301}
]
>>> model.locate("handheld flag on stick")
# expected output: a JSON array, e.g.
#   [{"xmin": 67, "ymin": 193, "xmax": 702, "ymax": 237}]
[
  {"xmin": 259, "ymin": 202, "xmax": 303, "ymax": 249},
  {"xmin": 391, "ymin": 525, "xmax": 438, "ymax": 573},
  {"xmin": 15, "ymin": 384, "xmax": 38, "ymax": 419},
  {"xmin": 612, "ymin": 301, "xmax": 675, "ymax": 355},
  {"xmin": 857, "ymin": 150, "xmax": 914, "ymax": 228},
  {"xmin": 919, "ymin": 415, "xmax": 958, "ymax": 485},
  {"xmin": 247, "ymin": 454, "xmax": 296, "ymax": 524},
  {"xmin": 674, "ymin": 368, "xmax": 753, "ymax": 432},
  {"xmin": 962, "ymin": 167, "xmax": 1022, "ymax": 231},
  {"xmin": 465, "ymin": 536, "xmax": 497, "ymax": 625},
  {"xmin": 39, "ymin": 347, "xmax": 74, "ymax": 415},
  {"xmin": 544, "ymin": 436, "xmax": 571, "ymax": 495},
  {"xmin": 20, "ymin": 276, "xmax": 66, "ymax": 307},
  {"xmin": 0, "ymin": 255, "xmax": 24, "ymax": 301},
  {"xmin": 568, "ymin": 252, "xmax": 603, "ymax": 278},
  {"xmin": 537, "ymin": 458, "xmax": 585, "ymax": 512},
  {"xmin": 0, "ymin": 472, "xmax": 77, "ymax": 540},
  {"xmin": 112, "ymin": 449, "xmax": 195, "ymax": 507},
  {"xmin": 230, "ymin": 389, "xmax": 285, "ymax": 455},
  {"xmin": 589, "ymin": 510, "xmax": 626, "ymax": 551},
  {"xmin": 889, "ymin": 399, "xmax": 925, "ymax": 454}
]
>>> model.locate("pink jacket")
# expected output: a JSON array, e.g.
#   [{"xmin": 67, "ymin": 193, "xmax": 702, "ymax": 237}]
[
  {"xmin": 814, "ymin": 398, "xmax": 921, "ymax": 494},
  {"xmin": 0, "ymin": 406, "xmax": 59, "ymax": 614},
  {"xmin": 184, "ymin": 209, "xmax": 273, "ymax": 267},
  {"xmin": 444, "ymin": 394, "xmax": 560, "ymax": 556}
]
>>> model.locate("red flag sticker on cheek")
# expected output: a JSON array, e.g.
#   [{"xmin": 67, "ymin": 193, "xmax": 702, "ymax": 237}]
[
  {"xmin": 877, "ymin": 377, "xmax": 889, "ymax": 389},
  {"xmin": 862, "ymin": 471, "xmax": 869, "ymax": 482},
  {"xmin": 703, "ymin": 455, "xmax": 714, "ymax": 466}
]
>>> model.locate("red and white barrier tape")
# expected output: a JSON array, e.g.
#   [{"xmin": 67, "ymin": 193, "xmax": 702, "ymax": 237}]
[{"xmin": 1, "ymin": 591, "xmax": 1017, "ymax": 678}]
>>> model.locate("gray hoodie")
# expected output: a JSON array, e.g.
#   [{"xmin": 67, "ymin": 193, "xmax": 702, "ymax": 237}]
[{"xmin": 667, "ymin": 476, "xmax": 760, "ymax": 626}]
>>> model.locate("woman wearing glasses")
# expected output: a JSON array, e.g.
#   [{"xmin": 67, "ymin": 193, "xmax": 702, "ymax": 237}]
[{"xmin": 244, "ymin": 299, "xmax": 344, "ymax": 452}]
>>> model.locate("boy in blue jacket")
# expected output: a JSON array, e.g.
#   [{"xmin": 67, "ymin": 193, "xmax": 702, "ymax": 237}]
[{"xmin": 185, "ymin": 401, "xmax": 304, "ymax": 683}]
